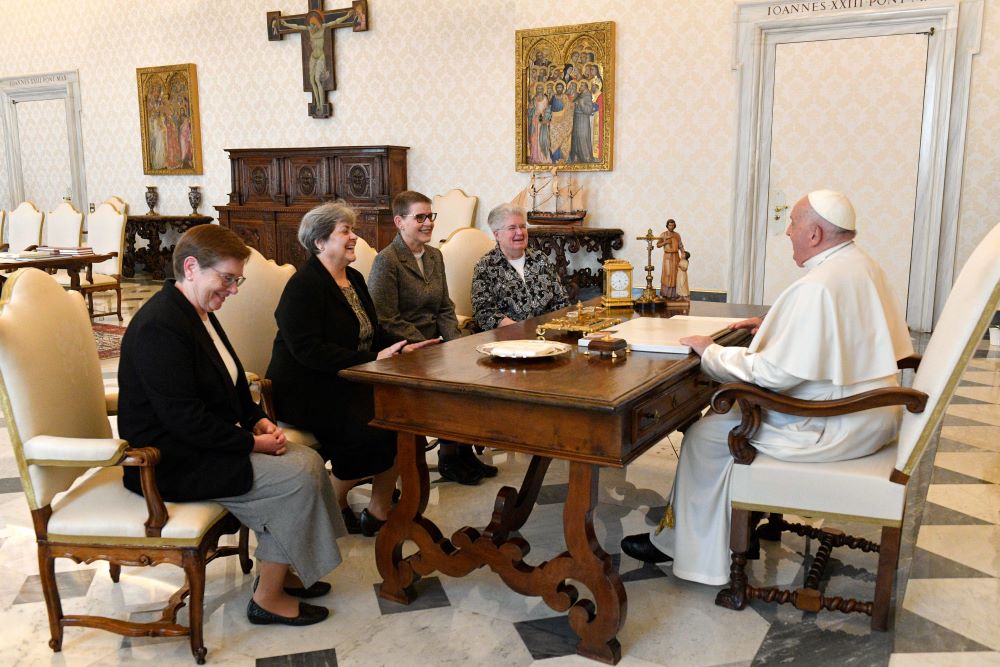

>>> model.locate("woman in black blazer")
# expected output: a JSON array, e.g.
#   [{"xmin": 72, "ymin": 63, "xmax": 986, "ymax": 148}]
[
  {"xmin": 267, "ymin": 202, "xmax": 438, "ymax": 536},
  {"xmin": 118, "ymin": 225, "xmax": 340, "ymax": 627}
]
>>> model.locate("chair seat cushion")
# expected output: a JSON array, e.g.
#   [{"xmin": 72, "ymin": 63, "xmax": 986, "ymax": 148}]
[
  {"xmin": 47, "ymin": 467, "xmax": 230, "ymax": 546},
  {"xmin": 52, "ymin": 270, "xmax": 117, "ymax": 287},
  {"xmin": 278, "ymin": 423, "xmax": 319, "ymax": 449},
  {"xmin": 730, "ymin": 443, "xmax": 905, "ymax": 524}
]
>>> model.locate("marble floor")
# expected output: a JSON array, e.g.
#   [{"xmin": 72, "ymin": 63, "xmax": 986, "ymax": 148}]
[{"xmin": 0, "ymin": 279, "xmax": 998, "ymax": 666}]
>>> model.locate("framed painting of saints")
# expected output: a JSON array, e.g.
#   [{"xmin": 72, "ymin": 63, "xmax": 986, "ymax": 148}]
[
  {"xmin": 136, "ymin": 63, "xmax": 203, "ymax": 175},
  {"xmin": 516, "ymin": 21, "xmax": 615, "ymax": 172}
]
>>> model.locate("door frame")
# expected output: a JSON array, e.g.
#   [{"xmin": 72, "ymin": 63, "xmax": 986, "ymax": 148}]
[
  {"xmin": 727, "ymin": 0, "xmax": 983, "ymax": 331},
  {"xmin": 0, "ymin": 70, "xmax": 88, "ymax": 214}
]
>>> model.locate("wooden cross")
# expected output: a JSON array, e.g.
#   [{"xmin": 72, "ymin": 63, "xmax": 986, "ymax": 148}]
[{"xmin": 267, "ymin": 0, "xmax": 369, "ymax": 119}]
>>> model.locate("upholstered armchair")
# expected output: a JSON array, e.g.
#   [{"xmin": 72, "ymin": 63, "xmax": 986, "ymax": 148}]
[
  {"xmin": 54, "ymin": 201, "xmax": 126, "ymax": 320},
  {"xmin": 432, "ymin": 188, "xmax": 478, "ymax": 246},
  {"xmin": 440, "ymin": 227, "xmax": 495, "ymax": 331},
  {"xmin": 352, "ymin": 235, "xmax": 377, "ymax": 280},
  {"xmin": 4, "ymin": 201, "xmax": 43, "ymax": 253},
  {"xmin": 0, "ymin": 268, "xmax": 251, "ymax": 663},
  {"xmin": 713, "ymin": 222, "xmax": 1000, "ymax": 630},
  {"xmin": 214, "ymin": 247, "xmax": 317, "ymax": 449},
  {"xmin": 43, "ymin": 201, "xmax": 84, "ymax": 247},
  {"xmin": 0, "ymin": 209, "xmax": 6, "ymax": 249}
]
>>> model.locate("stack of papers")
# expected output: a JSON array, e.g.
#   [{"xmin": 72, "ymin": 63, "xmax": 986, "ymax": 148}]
[
  {"xmin": 0, "ymin": 250, "xmax": 55, "ymax": 260},
  {"xmin": 36, "ymin": 246, "xmax": 94, "ymax": 255},
  {"xmin": 578, "ymin": 315, "xmax": 744, "ymax": 354}
]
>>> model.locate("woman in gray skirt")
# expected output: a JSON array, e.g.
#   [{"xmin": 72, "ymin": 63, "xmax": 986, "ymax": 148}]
[{"xmin": 118, "ymin": 224, "xmax": 341, "ymax": 627}]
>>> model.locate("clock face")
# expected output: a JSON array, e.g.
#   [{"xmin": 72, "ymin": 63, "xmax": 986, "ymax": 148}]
[{"xmin": 610, "ymin": 270, "xmax": 630, "ymax": 291}]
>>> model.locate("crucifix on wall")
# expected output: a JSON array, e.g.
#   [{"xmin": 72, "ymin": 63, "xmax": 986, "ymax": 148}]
[{"xmin": 267, "ymin": 0, "xmax": 369, "ymax": 119}]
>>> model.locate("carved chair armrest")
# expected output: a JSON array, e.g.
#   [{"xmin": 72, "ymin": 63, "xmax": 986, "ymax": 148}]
[
  {"xmin": 258, "ymin": 377, "xmax": 277, "ymax": 423},
  {"xmin": 897, "ymin": 354, "xmax": 922, "ymax": 370},
  {"xmin": 120, "ymin": 447, "xmax": 168, "ymax": 537},
  {"xmin": 710, "ymin": 382, "xmax": 928, "ymax": 465},
  {"xmin": 0, "ymin": 243, "xmax": 7, "ymax": 252}
]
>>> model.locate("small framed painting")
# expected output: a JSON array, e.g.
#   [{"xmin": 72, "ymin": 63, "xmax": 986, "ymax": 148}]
[
  {"xmin": 136, "ymin": 63, "xmax": 203, "ymax": 175},
  {"xmin": 516, "ymin": 21, "xmax": 615, "ymax": 172}
]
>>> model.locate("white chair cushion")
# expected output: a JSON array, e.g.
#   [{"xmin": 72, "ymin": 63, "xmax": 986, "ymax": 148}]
[
  {"xmin": 48, "ymin": 467, "xmax": 229, "ymax": 545},
  {"xmin": 52, "ymin": 270, "xmax": 118, "ymax": 288},
  {"xmin": 23, "ymin": 435, "xmax": 127, "ymax": 465},
  {"xmin": 278, "ymin": 423, "xmax": 320, "ymax": 449},
  {"xmin": 352, "ymin": 237, "xmax": 377, "ymax": 280},
  {"xmin": 730, "ymin": 444, "xmax": 905, "ymax": 524}
]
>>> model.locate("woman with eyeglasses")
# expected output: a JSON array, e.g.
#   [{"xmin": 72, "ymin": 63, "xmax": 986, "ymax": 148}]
[
  {"xmin": 118, "ymin": 224, "xmax": 340, "ymax": 627},
  {"xmin": 267, "ymin": 202, "xmax": 439, "ymax": 536},
  {"xmin": 368, "ymin": 191, "xmax": 495, "ymax": 486}
]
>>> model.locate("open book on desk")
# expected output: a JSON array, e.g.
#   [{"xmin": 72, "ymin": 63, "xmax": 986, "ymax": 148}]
[{"xmin": 577, "ymin": 315, "xmax": 744, "ymax": 354}]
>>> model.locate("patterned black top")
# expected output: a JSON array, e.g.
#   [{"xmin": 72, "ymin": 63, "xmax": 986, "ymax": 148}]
[{"xmin": 471, "ymin": 246, "xmax": 569, "ymax": 330}]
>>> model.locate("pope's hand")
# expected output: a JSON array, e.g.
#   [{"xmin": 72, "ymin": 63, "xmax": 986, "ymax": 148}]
[
  {"xmin": 679, "ymin": 335, "xmax": 714, "ymax": 357},
  {"xmin": 729, "ymin": 316, "xmax": 763, "ymax": 335}
]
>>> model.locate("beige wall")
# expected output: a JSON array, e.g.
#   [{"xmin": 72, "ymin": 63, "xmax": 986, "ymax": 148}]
[{"xmin": 0, "ymin": 0, "xmax": 995, "ymax": 292}]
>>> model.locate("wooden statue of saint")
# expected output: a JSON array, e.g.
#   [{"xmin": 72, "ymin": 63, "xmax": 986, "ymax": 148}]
[
  {"xmin": 267, "ymin": 0, "xmax": 369, "ymax": 119},
  {"xmin": 656, "ymin": 219, "xmax": 686, "ymax": 299}
]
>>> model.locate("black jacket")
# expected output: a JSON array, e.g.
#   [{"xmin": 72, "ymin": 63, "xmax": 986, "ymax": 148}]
[
  {"xmin": 118, "ymin": 281, "xmax": 266, "ymax": 501},
  {"xmin": 266, "ymin": 255, "xmax": 403, "ymax": 431}
]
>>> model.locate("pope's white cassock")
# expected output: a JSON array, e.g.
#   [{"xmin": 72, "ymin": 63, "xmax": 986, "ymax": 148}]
[{"xmin": 650, "ymin": 240, "xmax": 913, "ymax": 585}]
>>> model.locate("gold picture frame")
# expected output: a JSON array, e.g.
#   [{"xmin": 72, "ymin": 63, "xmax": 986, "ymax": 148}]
[
  {"xmin": 516, "ymin": 21, "xmax": 615, "ymax": 172},
  {"xmin": 136, "ymin": 63, "xmax": 203, "ymax": 175}
]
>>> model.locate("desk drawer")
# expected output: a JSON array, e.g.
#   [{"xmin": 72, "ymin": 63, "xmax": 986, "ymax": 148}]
[{"xmin": 631, "ymin": 372, "xmax": 715, "ymax": 442}]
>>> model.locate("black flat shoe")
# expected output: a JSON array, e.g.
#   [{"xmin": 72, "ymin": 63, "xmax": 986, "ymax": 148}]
[
  {"xmin": 247, "ymin": 598, "xmax": 329, "ymax": 626},
  {"xmin": 438, "ymin": 458, "xmax": 483, "ymax": 486},
  {"xmin": 341, "ymin": 507, "xmax": 362, "ymax": 534},
  {"xmin": 470, "ymin": 456, "xmax": 498, "ymax": 478},
  {"xmin": 621, "ymin": 533, "xmax": 673, "ymax": 564},
  {"xmin": 359, "ymin": 508, "xmax": 386, "ymax": 537},
  {"xmin": 284, "ymin": 580, "xmax": 332, "ymax": 598}
]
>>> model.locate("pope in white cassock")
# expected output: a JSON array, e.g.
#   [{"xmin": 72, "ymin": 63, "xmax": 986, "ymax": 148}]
[{"xmin": 621, "ymin": 190, "xmax": 914, "ymax": 586}]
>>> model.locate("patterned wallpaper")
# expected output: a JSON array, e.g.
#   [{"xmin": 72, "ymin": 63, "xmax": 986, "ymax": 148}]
[
  {"xmin": 0, "ymin": 0, "xmax": 995, "ymax": 293},
  {"xmin": 765, "ymin": 34, "xmax": 926, "ymax": 308},
  {"xmin": 16, "ymin": 98, "xmax": 72, "ymax": 214}
]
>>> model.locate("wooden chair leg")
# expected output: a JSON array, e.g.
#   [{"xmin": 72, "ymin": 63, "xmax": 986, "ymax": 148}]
[
  {"xmin": 757, "ymin": 513, "xmax": 784, "ymax": 541},
  {"xmin": 37, "ymin": 545, "xmax": 64, "ymax": 652},
  {"xmin": 183, "ymin": 552, "xmax": 208, "ymax": 665},
  {"xmin": 109, "ymin": 563, "xmax": 121, "ymax": 583},
  {"xmin": 716, "ymin": 508, "xmax": 753, "ymax": 610},
  {"xmin": 872, "ymin": 525, "xmax": 901, "ymax": 631},
  {"xmin": 238, "ymin": 525, "xmax": 252, "ymax": 574}
]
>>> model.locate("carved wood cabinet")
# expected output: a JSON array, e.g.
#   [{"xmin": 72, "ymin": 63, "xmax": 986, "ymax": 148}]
[{"xmin": 214, "ymin": 145, "xmax": 408, "ymax": 267}]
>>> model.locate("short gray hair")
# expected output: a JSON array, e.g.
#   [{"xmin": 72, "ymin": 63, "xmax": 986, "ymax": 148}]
[
  {"xmin": 487, "ymin": 203, "xmax": 526, "ymax": 232},
  {"xmin": 298, "ymin": 202, "xmax": 357, "ymax": 254}
]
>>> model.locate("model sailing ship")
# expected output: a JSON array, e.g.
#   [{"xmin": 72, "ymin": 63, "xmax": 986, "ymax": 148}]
[{"xmin": 512, "ymin": 168, "xmax": 587, "ymax": 225}]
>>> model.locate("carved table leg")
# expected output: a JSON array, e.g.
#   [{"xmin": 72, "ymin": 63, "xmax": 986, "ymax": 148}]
[
  {"xmin": 123, "ymin": 223, "xmax": 137, "ymax": 278},
  {"xmin": 483, "ymin": 455, "xmax": 552, "ymax": 541},
  {"xmin": 376, "ymin": 432, "xmax": 430, "ymax": 604},
  {"xmin": 148, "ymin": 221, "xmax": 166, "ymax": 280},
  {"xmin": 563, "ymin": 461, "xmax": 626, "ymax": 664}
]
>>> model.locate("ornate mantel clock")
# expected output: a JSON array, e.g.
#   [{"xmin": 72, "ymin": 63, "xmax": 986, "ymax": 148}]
[{"xmin": 602, "ymin": 259, "xmax": 634, "ymax": 308}]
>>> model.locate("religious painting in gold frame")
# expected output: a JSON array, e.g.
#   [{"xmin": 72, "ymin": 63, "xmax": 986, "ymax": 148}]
[
  {"xmin": 136, "ymin": 63, "xmax": 203, "ymax": 175},
  {"xmin": 516, "ymin": 21, "xmax": 615, "ymax": 172}
]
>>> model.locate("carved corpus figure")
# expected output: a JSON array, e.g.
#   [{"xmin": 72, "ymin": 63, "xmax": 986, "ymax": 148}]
[
  {"xmin": 267, "ymin": 0, "xmax": 369, "ymax": 119},
  {"xmin": 656, "ymin": 219, "xmax": 685, "ymax": 299}
]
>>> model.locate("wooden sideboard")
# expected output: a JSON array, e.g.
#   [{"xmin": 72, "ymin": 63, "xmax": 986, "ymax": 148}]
[{"xmin": 214, "ymin": 145, "xmax": 408, "ymax": 267}]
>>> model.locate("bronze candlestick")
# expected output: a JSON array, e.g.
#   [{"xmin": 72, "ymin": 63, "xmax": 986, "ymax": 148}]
[{"xmin": 634, "ymin": 228, "xmax": 665, "ymax": 310}]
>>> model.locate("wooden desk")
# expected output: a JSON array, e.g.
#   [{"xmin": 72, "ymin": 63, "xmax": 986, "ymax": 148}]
[
  {"xmin": 0, "ymin": 252, "xmax": 116, "ymax": 290},
  {"xmin": 123, "ymin": 214, "xmax": 213, "ymax": 279},
  {"xmin": 528, "ymin": 226, "xmax": 624, "ymax": 300},
  {"xmin": 341, "ymin": 301, "xmax": 767, "ymax": 664}
]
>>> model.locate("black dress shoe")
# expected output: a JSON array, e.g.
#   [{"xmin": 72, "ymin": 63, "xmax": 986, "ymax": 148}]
[
  {"xmin": 471, "ymin": 456, "xmax": 498, "ymax": 478},
  {"xmin": 359, "ymin": 508, "xmax": 386, "ymax": 537},
  {"xmin": 391, "ymin": 488, "xmax": 402, "ymax": 504},
  {"xmin": 460, "ymin": 447, "xmax": 498, "ymax": 478},
  {"xmin": 283, "ymin": 580, "xmax": 332, "ymax": 598},
  {"xmin": 438, "ymin": 457, "xmax": 484, "ymax": 486},
  {"xmin": 247, "ymin": 598, "xmax": 329, "ymax": 626},
  {"xmin": 621, "ymin": 533, "xmax": 673, "ymax": 564},
  {"xmin": 341, "ymin": 507, "xmax": 362, "ymax": 535}
]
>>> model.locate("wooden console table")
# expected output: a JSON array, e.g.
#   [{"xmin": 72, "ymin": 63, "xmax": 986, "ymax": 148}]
[
  {"xmin": 123, "ymin": 214, "xmax": 213, "ymax": 280},
  {"xmin": 342, "ymin": 301, "xmax": 767, "ymax": 664},
  {"xmin": 528, "ymin": 226, "xmax": 624, "ymax": 299}
]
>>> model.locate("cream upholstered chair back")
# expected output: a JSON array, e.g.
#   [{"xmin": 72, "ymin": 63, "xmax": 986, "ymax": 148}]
[
  {"xmin": 0, "ymin": 209, "xmax": 6, "ymax": 245},
  {"xmin": 352, "ymin": 235, "xmax": 377, "ymax": 280},
  {"xmin": 440, "ymin": 227, "xmax": 495, "ymax": 320},
  {"xmin": 87, "ymin": 202, "xmax": 127, "ymax": 275},
  {"xmin": 104, "ymin": 195, "xmax": 128, "ymax": 214},
  {"xmin": 0, "ymin": 269, "xmax": 112, "ymax": 510},
  {"xmin": 44, "ymin": 201, "xmax": 84, "ymax": 247},
  {"xmin": 8, "ymin": 201, "xmax": 43, "ymax": 251},
  {"xmin": 432, "ymin": 189, "xmax": 477, "ymax": 246},
  {"xmin": 215, "ymin": 247, "xmax": 295, "ymax": 377},
  {"xmin": 896, "ymin": 222, "xmax": 1000, "ymax": 474}
]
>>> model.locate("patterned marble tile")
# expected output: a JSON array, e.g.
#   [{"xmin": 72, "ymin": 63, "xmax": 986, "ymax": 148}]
[
  {"xmin": 942, "ymin": 413, "xmax": 992, "ymax": 428},
  {"xmin": 936, "ymin": 436, "xmax": 991, "ymax": 453},
  {"xmin": 0, "ymin": 477, "xmax": 22, "ymax": 494},
  {"xmin": 914, "ymin": 526, "xmax": 1000, "ymax": 577},
  {"xmin": 930, "ymin": 466, "xmax": 990, "ymax": 485},
  {"xmin": 906, "ymin": 546, "xmax": 994, "ymax": 579},
  {"xmin": 13, "ymin": 568, "xmax": 96, "ymax": 604},
  {"xmin": 902, "ymin": 579, "xmax": 1000, "ymax": 651},
  {"xmin": 751, "ymin": 617, "xmax": 892, "ymax": 666},
  {"xmin": 953, "ymin": 385, "xmax": 1000, "ymax": 404},
  {"xmin": 374, "ymin": 576, "xmax": 451, "ymax": 615},
  {"xmin": 257, "ymin": 647, "xmax": 337, "ymax": 666},
  {"xmin": 892, "ymin": 607, "xmax": 995, "ymax": 654},
  {"xmin": 944, "ymin": 404, "xmax": 1000, "ymax": 427},
  {"xmin": 920, "ymin": 501, "xmax": 991, "ymax": 526},
  {"xmin": 514, "ymin": 615, "xmax": 579, "ymax": 661},
  {"xmin": 889, "ymin": 653, "xmax": 1000, "ymax": 666},
  {"xmin": 536, "ymin": 483, "xmax": 569, "ymax": 505},
  {"xmin": 934, "ymin": 452, "xmax": 1000, "ymax": 484},
  {"xmin": 939, "ymin": 425, "xmax": 1000, "ymax": 453},
  {"xmin": 924, "ymin": 485, "xmax": 1000, "ymax": 524}
]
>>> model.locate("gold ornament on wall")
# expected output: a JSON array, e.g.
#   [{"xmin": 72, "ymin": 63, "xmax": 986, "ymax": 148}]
[
  {"xmin": 516, "ymin": 21, "xmax": 615, "ymax": 172},
  {"xmin": 136, "ymin": 63, "xmax": 203, "ymax": 175}
]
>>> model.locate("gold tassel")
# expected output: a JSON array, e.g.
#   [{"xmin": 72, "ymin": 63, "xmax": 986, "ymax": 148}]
[{"xmin": 655, "ymin": 503, "xmax": 674, "ymax": 535}]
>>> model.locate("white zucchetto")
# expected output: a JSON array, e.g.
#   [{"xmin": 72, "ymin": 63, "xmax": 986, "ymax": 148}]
[{"xmin": 807, "ymin": 189, "xmax": 856, "ymax": 231}]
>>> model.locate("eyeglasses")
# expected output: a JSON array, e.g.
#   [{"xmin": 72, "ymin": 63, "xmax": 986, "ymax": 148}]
[
  {"xmin": 404, "ymin": 212, "xmax": 437, "ymax": 223},
  {"xmin": 206, "ymin": 266, "xmax": 246, "ymax": 287}
]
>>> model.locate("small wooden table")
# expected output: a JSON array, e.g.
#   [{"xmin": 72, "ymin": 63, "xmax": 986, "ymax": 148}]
[
  {"xmin": 124, "ymin": 214, "xmax": 213, "ymax": 279},
  {"xmin": 0, "ymin": 252, "xmax": 116, "ymax": 290},
  {"xmin": 342, "ymin": 301, "xmax": 767, "ymax": 664},
  {"xmin": 528, "ymin": 226, "xmax": 624, "ymax": 300}
]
